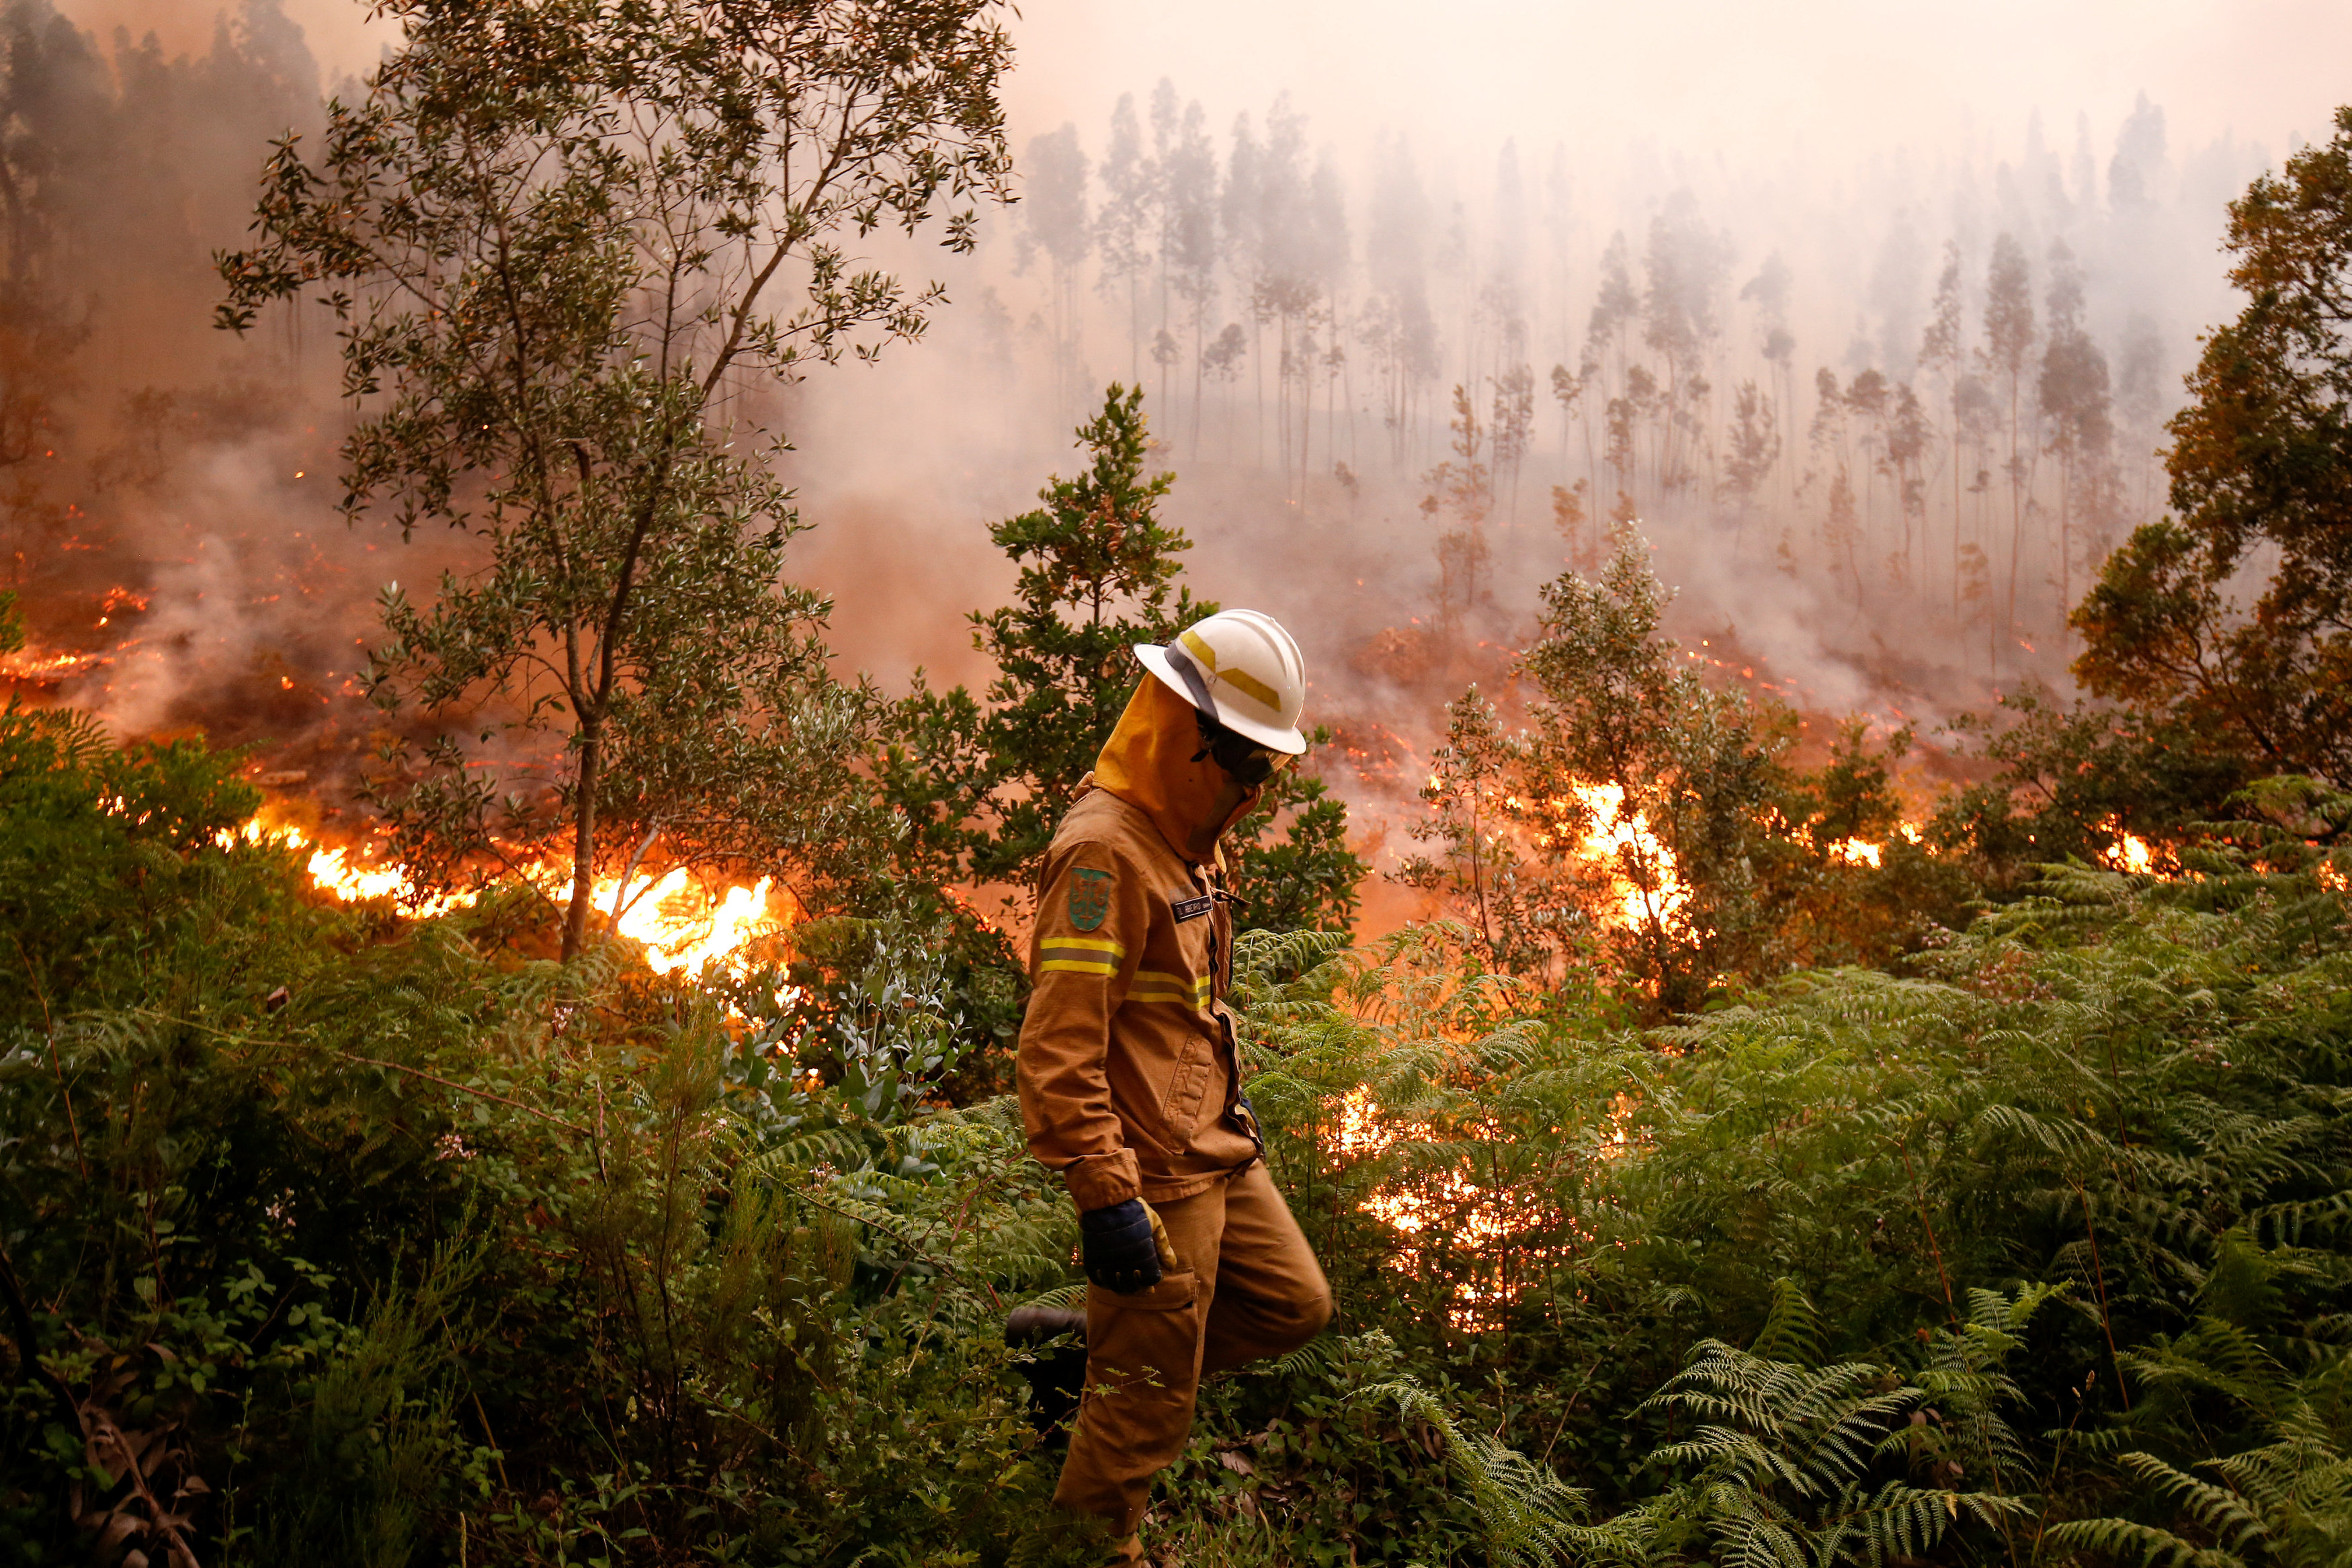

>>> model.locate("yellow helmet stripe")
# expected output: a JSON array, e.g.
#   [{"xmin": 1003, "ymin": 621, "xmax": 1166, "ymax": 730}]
[{"xmin": 1179, "ymin": 629, "xmax": 1283, "ymax": 712}]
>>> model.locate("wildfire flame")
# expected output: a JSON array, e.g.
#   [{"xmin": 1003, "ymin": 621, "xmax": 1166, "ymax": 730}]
[
  {"xmin": 242, "ymin": 811, "xmax": 790, "ymax": 975},
  {"xmin": 1335, "ymin": 1088, "xmax": 1520, "ymax": 1329},
  {"xmin": 303, "ymin": 835, "xmax": 477, "ymax": 917},
  {"xmin": 1334, "ymin": 1085, "xmax": 1635, "ymax": 1332},
  {"xmin": 0, "ymin": 646, "xmax": 102, "ymax": 681},
  {"xmin": 1563, "ymin": 782, "xmax": 1688, "ymax": 930},
  {"xmin": 1831, "ymin": 838, "xmax": 1882, "ymax": 868},
  {"xmin": 2096, "ymin": 819, "xmax": 2157, "ymax": 877},
  {"xmin": 2115, "ymin": 832, "xmax": 2154, "ymax": 876},
  {"xmin": 608, "ymin": 866, "xmax": 782, "ymax": 977}
]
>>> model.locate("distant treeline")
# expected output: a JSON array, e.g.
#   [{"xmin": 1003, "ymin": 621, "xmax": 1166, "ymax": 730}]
[{"xmin": 982, "ymin": 82, "xmax": 2270, "ymax": 676}]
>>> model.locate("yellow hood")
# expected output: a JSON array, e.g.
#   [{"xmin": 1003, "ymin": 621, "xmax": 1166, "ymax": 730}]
[{"xmin": 1093, "ymin": 676, "xmax": 1257, "ymax": 863}]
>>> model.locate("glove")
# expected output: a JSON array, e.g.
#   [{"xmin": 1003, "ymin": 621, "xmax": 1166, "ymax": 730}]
[
  {"xmin": 1079, "ymin": 1198, "xmax": 1180, "ymax": 1294},
  {"xmin": 1231, "ymin": 1090, "xmax": 1263, "ymax": 1147}
]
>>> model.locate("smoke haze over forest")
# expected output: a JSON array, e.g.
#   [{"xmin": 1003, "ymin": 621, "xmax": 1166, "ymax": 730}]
[{"xmin": 10, "ymin": 0, "xmax": 2352, "ymax": 884}]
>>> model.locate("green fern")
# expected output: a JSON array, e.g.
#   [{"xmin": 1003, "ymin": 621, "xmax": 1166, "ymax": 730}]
[
  {"xmin": 1624, "ymin": 1286, "xmax": 2027, "ymax": 1565},
  {"xmin": 2046, "ymin": 1424, "xmax": 2352, "ymax": 1567},
  {"xmin": 1355, "ymin": 1375, "xmax": 1652, "ymax": 1566}
]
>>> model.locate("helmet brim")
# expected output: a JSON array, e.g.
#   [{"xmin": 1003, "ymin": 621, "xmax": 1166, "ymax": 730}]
[{"xmin": 1135, "ymin": 644, "xmax": 1308, "ymax": 754}]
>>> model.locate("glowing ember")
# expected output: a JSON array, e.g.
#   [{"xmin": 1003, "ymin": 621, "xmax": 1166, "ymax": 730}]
[
  {"xmin": 1, "ymin": 646, "xmax": 103, "ymax": 681},
  {"xmin": 95, "ymin": 586, "xmax": 149, "ymax": 628},
  {"xmin": 1831, "ymin": 838, "xmax": 1882, "ymax": 868}
]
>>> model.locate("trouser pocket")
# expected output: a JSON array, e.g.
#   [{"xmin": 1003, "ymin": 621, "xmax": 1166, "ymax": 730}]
[
  {"xmin": 1082, "ymin": 1266, "xmax": 1200, "ymax": 1397},
  {"xmin": 1056, "ymin": 1270, "xmax": 1204, "ymax": 1533}
]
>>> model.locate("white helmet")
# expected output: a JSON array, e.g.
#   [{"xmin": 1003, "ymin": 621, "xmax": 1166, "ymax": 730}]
[{"xmin": 1135, "ymin": 609, "xmax": 1309, "ymax": 754}]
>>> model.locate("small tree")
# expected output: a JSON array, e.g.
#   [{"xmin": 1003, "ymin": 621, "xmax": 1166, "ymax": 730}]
[
  {"xmin": 216, "ymin": 0, "xmax": 1015, "ymax": 958},
  {"xmin": 1398, "ymin": 685, "xmax": 1591, "ymax": 982},
  {"xmin": 2073, "ymin": 105, "xmax": 2352, "ymax": 796},
  {"xmin": 883, "ymin": 384, "xmax": 1363, "ymax": 931},
  {"xmin": 1515, "ymin": 531, "xmax": 1784, "ymax": 1016},
  {"xmin": 1425, "ymin": 531, "xmax": 1949, "ymax": 1015}
]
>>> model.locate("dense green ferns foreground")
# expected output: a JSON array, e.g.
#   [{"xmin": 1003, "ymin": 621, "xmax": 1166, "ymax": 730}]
[{"xmin": 4, "ymin": 717, "xmax": 2349, "ymax": 1565}]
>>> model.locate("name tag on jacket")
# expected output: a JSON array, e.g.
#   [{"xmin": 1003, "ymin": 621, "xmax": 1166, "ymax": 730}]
[{"xmin": 1170, "ymin": 893, "xmax": 1214, "ymax": 923}]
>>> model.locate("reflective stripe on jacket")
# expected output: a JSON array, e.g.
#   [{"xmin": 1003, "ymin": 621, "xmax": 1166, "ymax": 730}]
[{"xmin": 1017, "ymin": 785, "xmax": 1258, "ymax": 1210}]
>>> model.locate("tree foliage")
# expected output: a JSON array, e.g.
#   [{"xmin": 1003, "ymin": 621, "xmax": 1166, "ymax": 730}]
[
  {"xmin": 216, "ymin": 0, "xmax": 1015, "ymax": 957},
  {"xmin": 882, "ymin": 383, "xmax": 1365, "ymax": 936},
  {"xmin": 1405, "ymin": 528, "xmax": 1968, "ymax": 1015},
  {"xmin": 2074, "ymin": 105, "xmax": 2352, "ymax": 794}
]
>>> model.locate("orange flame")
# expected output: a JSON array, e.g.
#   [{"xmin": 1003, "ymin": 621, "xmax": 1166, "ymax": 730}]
[
  {"xmin": 1561, "ymin": 782, "xmax": 1689, "ymax": 930},
  {"xmin": 2097, "ymin": 819, "xmax": 2156, "ymax": 876},
  {"xmin": 607, "ymin": 867, "xmax": 783, "ymax": 977},
  {"xmin": 2115, "ymin": 832, "xmax": 2154, "ymax": 875},
  {"xmin": 0, "ymin": 646, "xmax": 99, "ymax": 681},
  {"xmin": 1335, "ymin": 1085, "xmax": 1628, "ymax": 1332},
  {"xmin": 1831, "ymin": 838, "xmax": 1882, "ymax": 868},
  {"xmin": 241, "ymin": 811, "xmax": 790, "ymax": 974}
]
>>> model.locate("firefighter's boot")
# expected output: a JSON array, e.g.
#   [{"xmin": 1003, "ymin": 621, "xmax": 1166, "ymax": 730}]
[{"xmin": 1005, "ymin": 1304, "xmax": 1088, "ymax": 1437}]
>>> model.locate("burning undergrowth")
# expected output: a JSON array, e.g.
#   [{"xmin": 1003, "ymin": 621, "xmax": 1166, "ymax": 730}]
[{"xmin": 237, "ymin": 795, "xmax": 801, "ymax": 977}]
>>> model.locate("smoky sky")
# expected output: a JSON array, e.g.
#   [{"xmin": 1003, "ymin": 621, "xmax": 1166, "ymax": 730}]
[
  {"xmin": 1001, "ymin": 0, "xmax": 2348, "ymax": 173},
  {"xmin": 22, "ymin": 0, "xmax": 2352, "ymax": 830},
  {"xmin": 65, "ymin": 1, "xmax": 2347, "ymax": 175}
]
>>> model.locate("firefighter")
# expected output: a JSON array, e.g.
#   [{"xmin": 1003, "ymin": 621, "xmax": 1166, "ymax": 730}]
[{"xmin": 1009, "ymin": 607, "xmax": 1333, "ymax": 1563}]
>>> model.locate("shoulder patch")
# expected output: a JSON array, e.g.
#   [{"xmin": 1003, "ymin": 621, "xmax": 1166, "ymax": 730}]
[{"xmin": 1068, "ymin": 867, "xmax": 1114, "ymax": 931}]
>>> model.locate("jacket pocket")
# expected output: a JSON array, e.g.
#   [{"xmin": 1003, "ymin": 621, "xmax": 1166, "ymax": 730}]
[{"xmin": 1156, "ymin": 1035, "xmax": 1212, "ymax": 1144}]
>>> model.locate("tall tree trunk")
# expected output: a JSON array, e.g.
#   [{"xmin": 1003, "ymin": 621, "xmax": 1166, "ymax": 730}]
[
  {"xmin": 562, "ymin": 718, "xmax": 602, "ymax": 961},
  {"xmin": 2003, "ymin": 384, "xmax": 2022, "ymax": 677}
]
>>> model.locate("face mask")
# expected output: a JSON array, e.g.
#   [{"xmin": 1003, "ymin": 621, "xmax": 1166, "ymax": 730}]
[{"xmin": 1193, "ymin": 709, "xmax": 1294, "ymax": 787}]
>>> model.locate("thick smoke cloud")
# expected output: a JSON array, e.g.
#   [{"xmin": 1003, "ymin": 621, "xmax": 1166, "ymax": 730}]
[{"xmin": 5, "ymin": 0, "xmax": 2343, "ymax": 869}]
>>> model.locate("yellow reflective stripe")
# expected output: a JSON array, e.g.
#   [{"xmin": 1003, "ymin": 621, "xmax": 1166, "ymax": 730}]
[
  {"xmin": 1039, "ymin": 936, "xmax": 1124, "ymax": 980},
  {"xmin": 1041, "ymin": 943, "xmax": 1124, "ymax": 963},
  {"xmin": 1179, "ymin": 629, "xmax": 1282, "ymax": 711},
  {"xmin": 1128, "ymin": 968, "xmax": 1211, "ymax": 1005}
]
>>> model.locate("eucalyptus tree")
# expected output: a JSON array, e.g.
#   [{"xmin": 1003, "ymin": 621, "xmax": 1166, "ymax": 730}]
[
  {"xmin": 1094, "ymin": 92, "xmax": 1152, "ymax": 385},
  {"xmin": 1980, "ymin": 232, "xmax": 2037, "ymax": 670},
  {"xmin": 218, "ymin": 0, "xmax": 1015, "ymax": 959},
  {"xmin": 1364, "ymin": 132, "xmax": 1438, "ymax": 464},
  {"xmin": 1019, "ymin": 121, "xmax": 1091, "ymax": 411},
  {"xmin": 2038, "ymin": 239, "xmax": 2114, "ymax": 643},
  {"xmin": 1151, "ymin": 87, "xmax": 1220, "ymax": 449},
  {"xmin": 1639, "ymin": 195, "xmax": 1728, "ymax": 494}
]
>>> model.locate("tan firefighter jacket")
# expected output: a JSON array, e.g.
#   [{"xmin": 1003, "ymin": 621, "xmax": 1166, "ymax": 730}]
[{"xmin": 1017, "ymin": 681, "xmax": 1265, "ymax": 1211}]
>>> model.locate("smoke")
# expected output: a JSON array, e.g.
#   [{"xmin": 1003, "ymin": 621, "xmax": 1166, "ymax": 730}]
[{"xmin": 5, "ymin": 0, "xmax": 2343, "ymax": 869}]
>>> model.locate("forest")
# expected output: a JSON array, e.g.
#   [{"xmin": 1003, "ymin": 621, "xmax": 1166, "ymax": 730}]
[{"xmin": 3, "ymin": 1, "xmax": 2352, "ymax": 1565}]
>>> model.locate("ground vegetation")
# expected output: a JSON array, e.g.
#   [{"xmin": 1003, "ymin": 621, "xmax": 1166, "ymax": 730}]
[
  {"xmin": 8, "ymin": 5, "xmax": 2352, "ymax": 1559},
  {"xmin": 6, "ymin": 643, "xmax": 2351, "ymax": 1561}
]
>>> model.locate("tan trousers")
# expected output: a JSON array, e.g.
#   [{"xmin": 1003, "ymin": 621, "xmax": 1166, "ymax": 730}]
[{"xmin": 1052, "ymin": 1160, "xmax": 1332, "ymax": 1549}]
